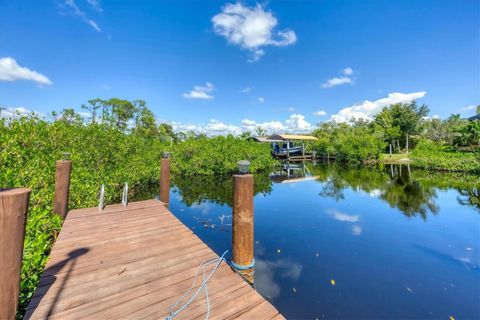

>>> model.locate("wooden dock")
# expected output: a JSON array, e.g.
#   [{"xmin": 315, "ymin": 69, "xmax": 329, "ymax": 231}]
[{"xmin": 24, "ymin": 199, "xmax": 284, "ymax": 320}]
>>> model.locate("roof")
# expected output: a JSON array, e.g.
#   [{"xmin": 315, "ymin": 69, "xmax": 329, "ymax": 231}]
[
  {"xmin": 248, "ymin": 136, "xmax": 284, "ymax": 143},
  {"xmin": 468, "ymin": 114, "xmax": 480, "ymax": 121},
  {"xmin": 268, "ymin": 134, "xmax": 318, "ymax": 141}
]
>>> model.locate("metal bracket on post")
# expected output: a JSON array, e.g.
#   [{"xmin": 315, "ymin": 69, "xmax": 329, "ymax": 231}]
[
  {"xmin": 122, "ymin": 182, "xmax": 128, "ymax": 207},
  {"xmin": 98, "ymin": 184, "xmax": 105, "ymax": 212}
]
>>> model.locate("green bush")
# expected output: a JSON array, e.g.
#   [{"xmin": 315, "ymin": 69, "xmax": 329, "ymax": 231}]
[
  {"xmin": 0, "ymin": 118, "xmax": 274, "ymax": 317},
  {"xmin": 171, "ymin": 135, "xmax": 275, "ymax": 175},
  {"xmin": 411, "ymin": 139, "xmax": 480, "ymax": 173}
]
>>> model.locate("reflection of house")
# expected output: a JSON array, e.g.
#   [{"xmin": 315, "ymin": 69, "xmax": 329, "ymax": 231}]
[
  {"xmin": 270, "ymin": 162, "xmax": 318, "ymax": 183},
  {"xmin": 250, "ymin": 134, "xmax": 318, "ymax": 160}
]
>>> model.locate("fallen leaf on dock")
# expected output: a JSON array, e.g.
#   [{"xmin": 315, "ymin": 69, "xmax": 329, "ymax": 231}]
[
  {"xmin": 277, "ymin": 249, "xmax": 281, "ymax": 254},
  {"xmin": 292, "ymin": 287, "xmax": 296, "ymax": 293},
  {"xmin": 449, "ymin": 316, "xmax": 455, "ymax": 320},
  {"xmin": 330, "ymin": 279, "xmax": 335, "ymax": 286},
  {"xmin": 405, "ymin": 287, "xmax": 413, "ymax": 293}
]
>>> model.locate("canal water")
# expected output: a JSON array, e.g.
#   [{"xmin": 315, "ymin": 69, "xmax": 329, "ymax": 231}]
[{"xmin": 167, "ymin": 164, "xmax": 479, "ymax": 319}]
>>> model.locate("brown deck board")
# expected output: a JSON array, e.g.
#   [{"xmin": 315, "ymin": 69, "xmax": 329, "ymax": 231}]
[{"xmin": 25, "ymin": 199, "xmax": 284, "ymax": 320}]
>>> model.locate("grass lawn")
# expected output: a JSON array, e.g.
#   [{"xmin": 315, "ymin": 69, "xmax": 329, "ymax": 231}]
[{"xmin": 380, "ymin": 153, "xmax": 410, "ymax": 161}]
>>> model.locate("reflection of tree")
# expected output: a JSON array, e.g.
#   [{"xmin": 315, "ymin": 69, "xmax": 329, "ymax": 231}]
[
  {"xmin": 380, "ymin": 169, "xmax": 439, "ymax": 219},
  {"xmin": 312, "ymin": 164, "xmax": 445, "ymax": 219},
  {"xmin": 172, "ymin": 173, "xmax": 273, "ymax": 207},
  {"xmin": 457, "ymin": 188, "xmax": 480, "ymax": 212}
]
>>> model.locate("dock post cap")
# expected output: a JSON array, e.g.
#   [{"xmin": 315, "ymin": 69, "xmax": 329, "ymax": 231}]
[
  {"xmin": 237, "ymin": 160, "xmax": 251, "ymax": 174},
  {"xmin": 61, "ymin": 152, "xmax": 71, "ymax": 161},
  {"xmin": 163, "ymin": 151, "xmax": 170, "ymax": 159}
]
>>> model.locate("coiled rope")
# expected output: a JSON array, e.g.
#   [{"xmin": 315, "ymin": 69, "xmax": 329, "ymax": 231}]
[{"xmin": 165, "ymin": 250, "xmax": 229, "ymax": 320}]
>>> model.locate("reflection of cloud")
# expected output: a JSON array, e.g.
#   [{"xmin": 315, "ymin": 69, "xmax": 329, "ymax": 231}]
[
  {"xmin": 255, "ymin": 259, "xmax": 281, "ymax": 299},
  {"xmin": 255, "ymin": 257, "xmax": 303, "ymax": 300},
  {"xmin": 352, "ymin": 225, "xmax": 362, "ymax": 235},
  {"xmin": 369, "ymin": 189, "xmax": 382, "ymax": 197},
  {"xmin": 326, "ymin": 209, "xmax": 363, "ymax": 236},
  {"xmin": 190, "ymin": 201, "xmax": 215, "ymax": 214},
  {"xmin": 326, "ymin": 209, "xmax": 359, "ymax": 223}
]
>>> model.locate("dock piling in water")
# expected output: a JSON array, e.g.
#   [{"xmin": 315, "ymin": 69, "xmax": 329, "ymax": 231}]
[
  {"xmin": 160, "ymin": 152, "xmax": 171, "ymax": 206},
  {"xmin": 232, "ymin": 160, "xmax": 255, "ymax": 283},
  {"xmin": 0, "ymin": 188, "xmax": 31, "ymax": 320},
  {"xmin": 53, "ymin": 153, "xmax": 72, "ymax": 219}
]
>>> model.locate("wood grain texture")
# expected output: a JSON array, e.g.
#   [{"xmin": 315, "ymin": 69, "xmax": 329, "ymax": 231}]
[
  {"xmin": 53, "ymin": 160, "xmax": 72, "ymax": 219},
  {"xmin": 159, "ymin": 158, "xmax": 171, "ymax": 205},
  {"xmin": 232, "ymin": 174, "xmax": 254, "ymax": 268},
  {"xmin": 25, "ymin": 199, "xmax": 283, "ymax": 320},
  {"xmin": 1, "ymin": 188, "xmax": 31, "ymax": 320}
]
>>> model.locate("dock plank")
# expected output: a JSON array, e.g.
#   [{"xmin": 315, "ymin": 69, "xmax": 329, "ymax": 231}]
[{"xmin": 25, "ymin": 199, "xmax": 283, "ymax": 320}]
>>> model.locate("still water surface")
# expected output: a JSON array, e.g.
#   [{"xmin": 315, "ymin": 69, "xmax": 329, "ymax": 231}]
[{"xmin": 164, "ymin": 164, "xmax": 479, "ymax": 319}]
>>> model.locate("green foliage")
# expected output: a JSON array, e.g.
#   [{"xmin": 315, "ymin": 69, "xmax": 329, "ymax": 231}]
[
  {"xmin": 311, "ymin": 121, "xmax": 386, "ymax": 164},
  {"xmin": 0, "ymin": 117, "xmax": 167, "ymax": 316},
  {"xmin": 411, "ymin": 139, "xmax": 480, "ymax": 172},
  {"xmin": 171, "ymin": 135, "xmax": 275, "ymax": 175},
  {"xmin": 0, "ymin": 116, "xmax": 276, "ymax": 317}
]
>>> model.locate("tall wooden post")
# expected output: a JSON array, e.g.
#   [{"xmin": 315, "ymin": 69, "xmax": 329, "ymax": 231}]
[
  {"xmin": 53, "ymin": 155, "xmax": 72, "ymax": 220},
  {"xmin": 159, "ymin": 153, "xmax": 171, "ymax": 206},
  {"xmin": 232, "ymin": 160, "xmax": 254, "ymax": 283},
  {"xmin": 0, "ymin": 188, "xmax": 31, "ymax": 320}
]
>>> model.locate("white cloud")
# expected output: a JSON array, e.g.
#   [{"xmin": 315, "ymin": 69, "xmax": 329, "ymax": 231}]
[
  {"xmin": 343, "ymin": 67, "xmax": 353, "ymax": 75},
  {"xmin": 321, "ymin": 67, "xmax": 355, "ymax": 88},
  {"xmin": 87, "ymin": 19, "xmax": 101, "ymax": 32},
  {"xmin": 321, "ymin": 76, "xmax": 353, "ymax": 88},
  {"xmin": 0, "ymin": 57, "xmax": 52, "ymax": 85},
  {"xmin": 313, "ymin": 110, "xmax": 327, "ymax": 116},
  {"xmin": 287, "ymin": 107, "xmax": 295, "ymax": 112},
  {"xmin": 87, "ymin": 0, "xmax": 102, "ymax": 12},
  {"xmin": 239, "ymin": 86, "xmax": 252, "ymax": 93},
  {"xmin": 352, "ymin": 225, "xmax": 362, "ymax": 236},
  {"xmin": 460, "ymin": 105, "xmax": 476, "ymax": 111},
  {"xmin": 242, "ymin": 114, "xmax": 312, "ymax": 134},
  {"xmin": 0, "ymin": 107, "xmax": 45, "ymax": 119},
  {"xmin": 182, "ymin": 82, "xmax": 214, "ymax": 100},
  {"xmin": 63, "ymin": 0, "xmax": 102, "ymax": 32},
  {"xmin": 258, "ymin": 97, "xmax": 265, "ymax": 103},
  {"xmin": 170, "ymin": 114, "xmax": 312, "ymax": 136},
  {"xmin": 330, "ymin": 91, "xmax": 427, "ymax": 123},
  {"xmin": 212, "ymin": 3, "xmax": 297, "ymax": 62}
]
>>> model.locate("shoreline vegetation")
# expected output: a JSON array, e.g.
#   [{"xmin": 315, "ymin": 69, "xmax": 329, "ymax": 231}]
[{"xmin": 1, "ymin": 98, "xmax": 479, "ymax": 317}]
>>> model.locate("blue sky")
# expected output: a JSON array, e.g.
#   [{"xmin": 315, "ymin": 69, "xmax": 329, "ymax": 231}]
[{"xmin": 0, "ymin": 0, "xmax": 478, "ymax": 134}]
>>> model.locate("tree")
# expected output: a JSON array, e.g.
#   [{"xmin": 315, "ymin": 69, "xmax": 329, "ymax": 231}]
[
  {"xmin": 455, "ymin": 120, "xmax": 480, "ymax": 147},
  {"xmin": 374, "ymin": 102, "xmax": 429, "ymax": 152},
  {"xmin": 105, "ymin": 98, "xmax": 135, "ymax": 131},
  {"xmin": 57, "ymin": 108, "xmax": 83, "ymax": 125},
  {"xmin": 254, "ymin": 126, "xmax": 267, "ymax": 136},
  {"xmin": 477, "ymin": 105, "xmax": 480, "ymax": 115},
  {"xmin": 158, "ymin": 123, "xmax": 176, "ymax": 142},
  {"xmin": 81, "ymin": 99, "xmax": 104, "ymax": 124},
  {"xmin": 134, "ymin": 106, "xmax": 158, "ymax": 137}
]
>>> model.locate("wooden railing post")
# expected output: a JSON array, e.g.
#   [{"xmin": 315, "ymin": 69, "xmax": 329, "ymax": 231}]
[
  {"xmin": 53, "ymin": 153, "xmax": 72, "ymax": 219},
  {"xmin": 0, "ymin": 188, "xmax": 31, "ymax": 320},
  {"xmin": 232, "ymin": 160, "xmax": 254, "ymax": 283},
  {"xmin": 159, "ymin": 152, "xmax": 171, "ymax": 206}
]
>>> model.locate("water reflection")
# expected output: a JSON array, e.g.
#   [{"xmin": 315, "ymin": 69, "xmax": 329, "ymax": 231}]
[
  {"xmin": 301, "ymin": 163, "xmax": 479, "ymax": 218},
  {"xmin": 165, "ymin": 163, "xmax": 480, "ymax": 319}
]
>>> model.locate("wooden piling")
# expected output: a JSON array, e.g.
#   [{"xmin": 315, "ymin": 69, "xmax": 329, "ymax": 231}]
[
  {"xmin": 53, "ymin": 159, "xmax": 72, "ymax": 219},
  {"xmin": 0, "ymin": 188, "xmax": 31, "ymax": 320},
  {"xmin": 232, "ymin": 174, "xmax": 254, "ymax": 269},
  {"xmin": 159, "ymin": 157, "xmax": 171, "ymax": 205}
]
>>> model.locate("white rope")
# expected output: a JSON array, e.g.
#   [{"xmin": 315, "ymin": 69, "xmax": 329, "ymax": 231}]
[{"xmin": 165, "ymin": 250, "xmax": 229, "ymax": 320}]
